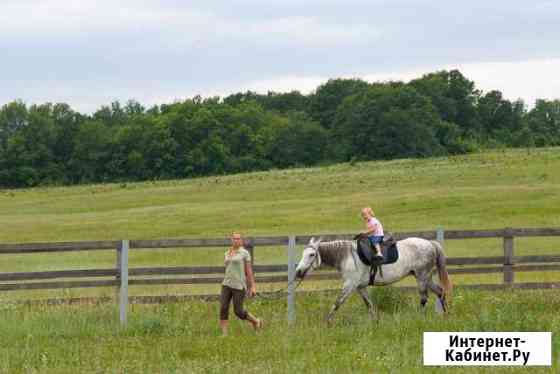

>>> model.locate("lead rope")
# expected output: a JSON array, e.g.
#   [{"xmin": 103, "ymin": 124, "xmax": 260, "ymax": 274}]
[{"xmin": 255, "ymin": 278, "xmax": 304, "ymax": 300}]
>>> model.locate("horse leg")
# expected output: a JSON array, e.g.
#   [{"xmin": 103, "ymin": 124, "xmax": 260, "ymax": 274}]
[
  {"xmin": 427, "ymin": 278, "xmax": 447, "ymax": 313},
  {"xmin": 326, "ymin": 283, "xmax": 355, "ymax": 322},
  {"xmin": 415, "ymin": 273, "xmax": 429, "ymax": 312},
  {"xmin": 357, "ymin": 286, "xmax": 377, "ymax": 319}
]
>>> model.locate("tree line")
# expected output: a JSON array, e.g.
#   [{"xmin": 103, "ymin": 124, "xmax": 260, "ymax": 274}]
[{"xmin": 1, "ymin": 69, "xmax": 559, "ymax": 188}]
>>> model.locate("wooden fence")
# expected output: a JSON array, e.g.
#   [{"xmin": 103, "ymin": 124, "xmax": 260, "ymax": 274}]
[{"xmin": 1, "ymin": 227, "xmax": 559, "ymax": 325}]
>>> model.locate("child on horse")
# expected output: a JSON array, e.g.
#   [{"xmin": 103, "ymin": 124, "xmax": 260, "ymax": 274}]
[{"xmin": 361, "ymin": 207, "xmax": 384, "ymax": 262}]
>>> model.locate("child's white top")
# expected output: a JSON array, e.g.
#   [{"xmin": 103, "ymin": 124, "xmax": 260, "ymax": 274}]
[{"xmin": 367, "ymin": 217, "xmax": 384, "ymax": 236}]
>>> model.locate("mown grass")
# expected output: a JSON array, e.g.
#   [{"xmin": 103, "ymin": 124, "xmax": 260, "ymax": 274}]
[
  {"xmin": 2, "ymin": 147, "xmax": 559, "ymax": 243},
  {"xmin": 1, "ymin": 148, "xmax": 559, "ymax": 372}
]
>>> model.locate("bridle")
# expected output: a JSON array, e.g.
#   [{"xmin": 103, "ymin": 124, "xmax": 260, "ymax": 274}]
[{"xmin": 298, "ymin": 244, "xmax": 322, "ymax": 279}]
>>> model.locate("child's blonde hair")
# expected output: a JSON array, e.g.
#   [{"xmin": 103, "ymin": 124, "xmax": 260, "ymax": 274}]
[{"xmin": 362, "ymin": 207, "xmax": 375, "ymax": 217}]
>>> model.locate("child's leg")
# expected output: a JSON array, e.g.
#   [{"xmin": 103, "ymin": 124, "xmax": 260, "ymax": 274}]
[
  {"xmin": 368, "ymin": 237, "xmax": 382, "ymax": 260},
  {"xmin": 367, "ymin": 237, "xmax": 378, "ymax": 254},
  {"xmin": 373, "ymin": 236, "xmax": 384, "ymax": 258}
]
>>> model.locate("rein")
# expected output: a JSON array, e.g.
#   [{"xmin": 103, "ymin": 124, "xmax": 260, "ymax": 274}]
[
  {"xmin": 256, "ymin": 244, "xmax": 320, "ymax": 300},
  {"xmin": 256, "ymin": 277, "xmax": 304, "ymax": 300}
]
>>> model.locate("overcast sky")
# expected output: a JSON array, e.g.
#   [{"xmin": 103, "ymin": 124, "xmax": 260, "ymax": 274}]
[{"xmin": 2, "ymin": 0, "xmax": 559, "ymax": 113}]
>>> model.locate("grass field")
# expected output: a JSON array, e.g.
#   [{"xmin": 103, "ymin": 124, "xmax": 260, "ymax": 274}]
[
  {"xmin": 1, "ymin": 147, "xmax": 560, "ymax": 372},
  {"xmin": 2, "ymin": 147, "xmax": 560, "ymax": 244},
  {"xmin": 1, "ymin": 288, "xmax": 558, "ymax": 373}
]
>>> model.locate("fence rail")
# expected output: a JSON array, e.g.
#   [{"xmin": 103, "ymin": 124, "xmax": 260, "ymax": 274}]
[
  {"xmin": 2, "ymin": 227, "xmax": 560, "ymax": 254},
  {"xmin": 1, "ymin": 255, "xmax": 559, "ymax": 287},
  {"xmin": 1, "ymin": 227, "xmax": 559, "ymax": 325}
]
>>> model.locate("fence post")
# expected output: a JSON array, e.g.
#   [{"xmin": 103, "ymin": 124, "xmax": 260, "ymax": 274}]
[
  {"xmin": 287, "ymin": 235, "xmax": 296, "ymax": 326},
  {"xmin": 503, "ymin": 228, "xmax": 514, "ymax": 285},
  {"xmin": 436, "ymin": 227, "xmax": 444, "ymax": 244},
  {"xmin": 118, "ymin": 240, "xmax": 129, "ymax": 326},
  {"xmin": 116, "ymin": 243, "xmax": 122, "ymax": 301}
]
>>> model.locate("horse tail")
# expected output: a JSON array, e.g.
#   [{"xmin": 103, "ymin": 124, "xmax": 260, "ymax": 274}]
[{"xmin": 431, "ymin": 240, "xmax": 453, "ymax": 299}]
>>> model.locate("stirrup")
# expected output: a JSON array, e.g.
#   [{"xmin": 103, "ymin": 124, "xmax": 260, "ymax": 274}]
[{"xmin": 368, "ymin": 265, "xmax": 378, "ymax": 286}]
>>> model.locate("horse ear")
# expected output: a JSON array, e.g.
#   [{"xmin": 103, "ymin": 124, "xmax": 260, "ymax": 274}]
[
  {"xmin": 309, "ymin": 237, "xmax": 315, "ymax": 245},
  {"xmin": 317, "ymin": 236, "xmax": 323, "ymax": 244}
]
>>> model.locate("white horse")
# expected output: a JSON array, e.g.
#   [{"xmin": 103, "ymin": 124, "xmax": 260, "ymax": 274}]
[{"xmin": 295, "ymin": 237, "xmax": 452, "ymax": 321}]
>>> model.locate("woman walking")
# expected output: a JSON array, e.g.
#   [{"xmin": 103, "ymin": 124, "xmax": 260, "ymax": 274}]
[{"xmin": 219, "ymin": 232, "xmax": 263, "ymax": 336}]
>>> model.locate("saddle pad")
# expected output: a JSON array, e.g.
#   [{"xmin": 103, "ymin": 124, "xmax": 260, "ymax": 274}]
[
  {"xmin": 357, "ymin": 238, "xmax": 374, "ymax": 266},
  {"xmin": 383, "ymin": 243, "xmax": 399, "ymax": 265},
  {"xmin": 357, "ymin": 239, "xmax": 399, "ymax": 266}
]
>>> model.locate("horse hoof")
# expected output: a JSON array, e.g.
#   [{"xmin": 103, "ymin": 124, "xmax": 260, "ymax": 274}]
[{"xmin": 435, "ymin": 298, "xmax": 446, "ymax": 314}]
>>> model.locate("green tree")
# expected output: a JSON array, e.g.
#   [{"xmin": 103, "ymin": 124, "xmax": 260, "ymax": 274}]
[
  {"xmin": 525, "ymin": 99, "xmax": 560, "ymax": 146},
  {"xmin": 111, "ymin": 116, "xmax": 176, "ymax": 180},
  {"xmin": 477, "ymin": 91, "xmax": 525, "ymax": 145},
  {"xmin": 410, "ymin": 70, "xmax": 481, "ymax": 136},
  {"xmin": 258, "ymin": 112, "xmax": 327, "ymax": 168},
  {"xmin": 309, "ymin": 78, "xmax": 370, "ymax": 129},
  {"xmin": 0, "ymin": 101, "xmax": 28, "ymax": 150},
  {"xmin": 69, "ymin": 120, "xmax": 112, "ymax": 183},
  {"xmin": 332, "ymin": 85, "xmax": 445, "ymax": 161}
]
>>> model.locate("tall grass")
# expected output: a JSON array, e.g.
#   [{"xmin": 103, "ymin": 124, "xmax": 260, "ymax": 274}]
[{"xmin": 1, "ymin": 289, "xmax": 558, "ymax": 373}]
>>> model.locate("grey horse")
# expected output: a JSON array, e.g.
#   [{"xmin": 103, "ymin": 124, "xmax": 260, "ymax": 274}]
[{"xmin": 295, "ymin": 237, "xmax": 453, "ymax": 321}]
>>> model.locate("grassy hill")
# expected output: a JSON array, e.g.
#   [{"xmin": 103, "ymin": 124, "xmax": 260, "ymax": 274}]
[
  {"xmin": 1, "ymin": 148, "xmax": 559, "ymax": 373},
  {"xmin": 2, "ymin": 147, "xmax": 560, "ymax": 244}
]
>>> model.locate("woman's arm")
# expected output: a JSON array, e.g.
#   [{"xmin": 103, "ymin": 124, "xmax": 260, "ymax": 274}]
[
  {"xmin": 244, "ymin": 260, "xmax": 256, "ymax": 297},
  {"xmin": 225, "ymin": 247, "xmax": 234, "ymax": 264}
]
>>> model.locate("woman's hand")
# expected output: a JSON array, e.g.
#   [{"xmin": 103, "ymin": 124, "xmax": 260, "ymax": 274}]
[
  {"xmin": 244, "ymin": 260, "xmax": 256, "ymax": 297},
  {"xmin": 248, "ymin": 285, "xmax": 257, "ymax": 298}
]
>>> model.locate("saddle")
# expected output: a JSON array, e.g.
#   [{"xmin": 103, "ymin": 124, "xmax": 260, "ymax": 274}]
[
  {"xmin": 355, "ymin": 233, "xmax": 399, "ymax": 285},
  {"xmin": 355, "ymin": 233, "xmax": 398, "ymax": 266}
]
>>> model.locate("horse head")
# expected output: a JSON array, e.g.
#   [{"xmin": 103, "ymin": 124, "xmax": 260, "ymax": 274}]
[{"xmin": 295, "ymin": 237, "xmax": 322, "ymax": 279}]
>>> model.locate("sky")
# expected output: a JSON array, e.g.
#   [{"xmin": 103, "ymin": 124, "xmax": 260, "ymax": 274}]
[{"xmin": 1, "ymin": 0, "xmax": 559, "ymax": 113}]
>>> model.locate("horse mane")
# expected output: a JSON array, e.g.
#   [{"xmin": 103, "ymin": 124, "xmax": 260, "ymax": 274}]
[{"xmin": 318, "ymin": 240, "xmax": 353, "ymax": 269}]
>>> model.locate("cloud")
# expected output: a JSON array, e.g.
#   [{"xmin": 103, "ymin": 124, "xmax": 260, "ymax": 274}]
[
  {"xmin": 236, "ymin": 58, "xmax": 560, "ymax": 108},
  {"xmin": 1, "ymin": 1, "xmax": 559, "ymax": 112},
  {"xmin": 0, "ymin": 1, "xmax": 206, "ymax": 37}
]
